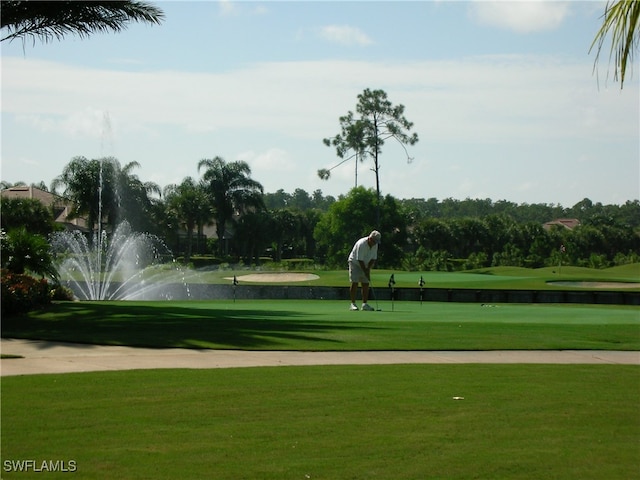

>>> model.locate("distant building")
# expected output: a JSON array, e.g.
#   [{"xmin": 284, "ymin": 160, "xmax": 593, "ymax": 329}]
[
  {"xmin": 0, "ymin": 186, "xmax": 88, "ymax": 231},
  {"xmin": 543, "ymin": 218, "xmax": 580, "ymax": 231}
]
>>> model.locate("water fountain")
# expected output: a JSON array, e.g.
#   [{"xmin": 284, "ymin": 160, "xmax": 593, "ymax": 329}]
[
  {"xmin": 50, "ymin": 112, "xmax": 193, "ymax": 300},
  {"xmin": 50, "ymin": 222, "xmax": 191, "ymax": 300}
]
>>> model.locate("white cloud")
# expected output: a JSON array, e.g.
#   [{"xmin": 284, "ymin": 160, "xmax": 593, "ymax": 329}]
[
  {"xmin": 217, "ymin": 0, "xmax": 236, "ymax": 17},
  {"xmin": 238, "ymin": 148, "xmax": 295, "ymax": 172},
  {"xmin": 2, "ymin": 54, "xmax": 637, "ymax": 204},
  {"xmin": 3, "ymin": 55, "xmax": 636, "ymax": 147},
  {"xmin": 218, "ymin": 0, "xmax": 267, "ymax": 17},
  {"xmin": 16, "ymin": 107, "xmax": 113, "ymax": 140},
  {"xmin": 250, "ymin": 5, "xmax": 268, "ymax": 15},
  {"xmin": 319, "ymin": 25, "xmax": 373, "ymax": 46},
  {"xmin": 469, "ymin": 1, "xmax": 571, "ymax": 33},
  {"xmin": 234, "ymin": 148, "xmax": 299, "ymax": 192}
]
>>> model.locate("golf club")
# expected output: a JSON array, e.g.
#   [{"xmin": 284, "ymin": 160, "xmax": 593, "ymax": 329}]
[{"xmin": 368, "ymin": 278, "xmax": 382, "ymax": 311}]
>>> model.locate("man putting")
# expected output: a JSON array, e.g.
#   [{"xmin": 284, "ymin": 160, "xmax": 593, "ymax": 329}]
[{"xmin": 348, "ymin": 230, "xmax": 381, "ymax": 311}]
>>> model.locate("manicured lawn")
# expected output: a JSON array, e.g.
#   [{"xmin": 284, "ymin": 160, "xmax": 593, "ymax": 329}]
[
  {"xmin": 2, "ymin": 300, "xmax": 639, "ymax": 350},
  {"xmin": 2, "ymin": 365, "xmax": 638, "ymax": 479},
  {"xmin": 397, "ymin": 264, "xmax": 640, "ymax": 291},
  {"xmin": 179, "ymin": 264, "xmax": 640, "ymax": 290},
  {"xmin": 2, "ymin": 287, "xmax": 638, "ymax": 478}
]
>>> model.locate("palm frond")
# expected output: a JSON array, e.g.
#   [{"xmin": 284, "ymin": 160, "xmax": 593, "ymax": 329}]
[
  {"xmin": 590, "ymin": 0, "xmax": 640, "ymax": 89},
  {"xmin": 1, "ymin": 1, "xmax": 164, "ymax": 44}
]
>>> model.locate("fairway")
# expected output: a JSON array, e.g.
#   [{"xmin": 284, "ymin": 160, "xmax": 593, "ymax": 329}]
[
  {"xmin": 2, "ymin": 365, "xmax": 639, "ymax": 479},
  {"xmin": 166, "ymin": 264, "xmax": 640, "ymax": 291},
  {"xmin": 3, "ymin": 300, "xmax": 639, "ymax": 351}
]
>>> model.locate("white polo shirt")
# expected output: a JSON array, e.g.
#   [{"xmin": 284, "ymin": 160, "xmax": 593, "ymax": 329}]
[{"xmin": 348, "ymin": 236, "xmax": 378, "ymax": 265}]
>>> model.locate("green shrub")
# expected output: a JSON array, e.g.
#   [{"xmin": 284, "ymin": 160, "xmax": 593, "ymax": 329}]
[
  {"xmin": 587, "ymin": 253, "xmax": 610, "ymax": 269},
  {"xmin": 188, "ymin": 255, "xmax": 223, "ymax": 269},
  {"xmin": 1, "ymin": 227, "xmax": 57, "ymax": 278},
  {"xmin": 462, "ymin": 252, "xmax": 488, "ymax": 270},
  {"xmin": 281, "ymin": 258, "xmax": 314, "ymax": 270},
  {"xmin": 175, "ymin": 256, "xmax": 227, "ymax": 269},
  {"xmin": 0, "ymin": 270, "xmax": 51, "ymax": 316},
  {"xmin": 613, "ymin": 251, "xmax": 640, "ymax": 266},
  {"xmin": 50, "ymin": 284, "xmax": 75, "ymax": 301},
  {"xmin": 205, "ymin": 238, "xmax": 218, "ymax": 254},
  {"xmin": 421, "ymin": 250, "xmax": 453, "ymax": 271}
]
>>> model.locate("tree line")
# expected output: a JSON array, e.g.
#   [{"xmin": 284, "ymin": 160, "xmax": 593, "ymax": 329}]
[
  {"xmin": 1, "ymin": 156, "xmax": 639, "ymax": 274},
  {"xmin": 2, "ymin": 0, "xmax": 638, "ymax": 315}
]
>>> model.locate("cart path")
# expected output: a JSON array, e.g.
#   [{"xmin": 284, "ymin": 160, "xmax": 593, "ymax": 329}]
[{"xmin": 1, "ymin": 338, "xmax": 639, "ymax": 376}]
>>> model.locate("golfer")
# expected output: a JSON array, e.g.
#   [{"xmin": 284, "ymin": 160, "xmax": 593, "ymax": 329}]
[{"xmin": 348, "ymin": 230, "xmax": 381, "ymax": 311}]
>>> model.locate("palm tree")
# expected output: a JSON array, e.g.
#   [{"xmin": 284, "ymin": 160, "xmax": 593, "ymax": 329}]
[
  {"xmin": 591, "ymin": 0, "xmax": 640, "ymax": 89},
  {"xmin": 52, "ymin": 156, "xmax": 154, "ymax": 235},
  {"xmin": 1, "ymin": 227, "xmax": 58, "ymax": 279},
  {"xmin": 51, "ymin": 156, "xmax": 113, "ymax": 235},
  {"xmin": 116, "ymin": 161, "xmax": 161, "ymax": 233},
  {"xmin": 198, "ymin": 157, "xmax": 264, "ymax": 256},
  {"xmin": 163, "ymin": 178, "xmax": 210, "ymax": 263},
  {"xmin": 1, "ymin": 1, "xmax": 164, "ymax": 44},
  {"xmin": 234, "ymin": 210, "xmax": 273, "ymax": 264},
  {"xmin": 269, "ymin": 209, "xmax": 299, "ymax": 262}
]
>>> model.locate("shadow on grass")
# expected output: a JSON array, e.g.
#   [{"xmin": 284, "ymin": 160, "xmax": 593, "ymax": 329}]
[{"xmin": 1, "ymin": 302, "xmax": 376, "ymax": 350}]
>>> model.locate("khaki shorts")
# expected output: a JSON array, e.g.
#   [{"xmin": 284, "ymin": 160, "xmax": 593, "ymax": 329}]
[{"xmin": 348, "ymin": 262, "xmax": 369, "ymax": 284}]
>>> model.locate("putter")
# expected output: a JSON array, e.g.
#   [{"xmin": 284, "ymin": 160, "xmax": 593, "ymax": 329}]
[{"xmin": 368, "ymin": 279, "xmax": 382, "ymax": 311}]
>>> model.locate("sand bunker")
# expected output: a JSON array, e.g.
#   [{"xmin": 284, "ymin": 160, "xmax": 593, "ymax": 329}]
[
  {"xmin": 548, "ymin": 281, "xmax": 640, "ymax": 289},
  {"xmin": 227, "ymin": 273, "xmax": 320, "ymax": 283}
]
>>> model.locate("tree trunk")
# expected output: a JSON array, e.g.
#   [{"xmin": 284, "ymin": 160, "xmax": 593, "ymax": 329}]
[
  {"xmin": 374, "ymin": 151, "xmax": 381, "ymax": 229},
  {"xmin": 216, "ymin": 221, "xmax": 226, "ymax": 257}
]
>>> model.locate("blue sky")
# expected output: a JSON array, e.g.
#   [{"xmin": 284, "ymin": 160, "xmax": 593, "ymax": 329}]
[{"xmin": 1, "ymin": 0, "xmax": 638, "ymax": 207}]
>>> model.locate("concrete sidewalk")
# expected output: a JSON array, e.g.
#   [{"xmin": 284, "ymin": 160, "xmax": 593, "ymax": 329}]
[{"xmin": 1, "ymin": 338, "xmax": 639, "ymax": 376}]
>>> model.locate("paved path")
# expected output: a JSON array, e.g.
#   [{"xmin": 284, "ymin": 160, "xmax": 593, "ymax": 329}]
[{"xmin": 1, "ymin": 338, "xmax": 639, "ymax": 376}]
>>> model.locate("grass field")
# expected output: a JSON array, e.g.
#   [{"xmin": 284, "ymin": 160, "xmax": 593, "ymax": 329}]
[
  {"xmin": 3, "ymin": 300, "xmax": 639, "ymax": 350},
  {"xmin": 133, "ymin": 263, "xmax": 640, "ymax": 290},
  {"xmin": 2, "ymin": 267, "xmax": 639, "ymax": 478},
  {"xmin": 2, "ymin": 365, "xmax": 639, "ymax": 479}
]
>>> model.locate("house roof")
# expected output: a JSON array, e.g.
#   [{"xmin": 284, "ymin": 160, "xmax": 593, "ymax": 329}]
[
  {"xmin": 543, "ymin": 218, "xmax": 580, "ymax": 230},
  {"xmin": 1, "ymin": 186, "xmax": 88, "ymax": 230}
]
